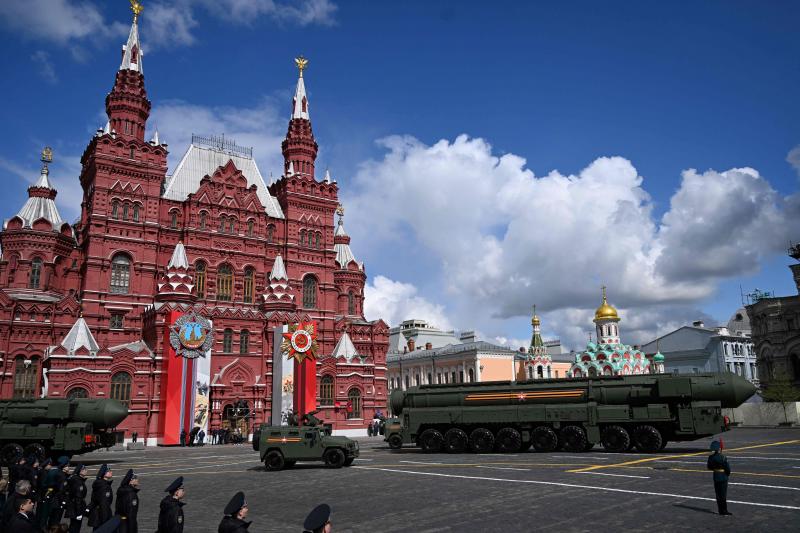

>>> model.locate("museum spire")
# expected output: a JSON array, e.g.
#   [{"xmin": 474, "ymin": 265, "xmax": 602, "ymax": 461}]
[
  {"xmin": 105, "ymin": 0, "xmax": 151, "ymax": 142},
  {"xmin": 282, "ymin": 56, "xmax": 318, "ymax": 179}
]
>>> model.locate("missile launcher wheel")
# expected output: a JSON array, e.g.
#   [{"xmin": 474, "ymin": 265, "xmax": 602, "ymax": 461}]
[
  {"xmin": 388, "ymin": 433, "xmax": 404, "ymax": 450},
  {"xmin": 0, "ymin": 443, "xmax": 23, "ymax": 466},
  {"xmin": 324, "ymin": 448, "xmax": 346, "ymax": 468},
  {"xmin": 633, "ymin": 425, "xmax": 663, "ymax": 453},
  {"xmin": 469, "ymin": 428, "xmax": 495, "ymax": 453},
  {"xmin": 531, "ymin": 426, "xmax": 559, "ymax": 452},
  {"xmin": 444, "ymin": 428, "xmax": 468, "ymax": 453},
  {"xmin": 560, "ymin": 425, "xmax": 588, "ymax": 452},
  {"xmin": 495, "ymin": 427, "xmax": 522, "ymax": 453},
  {"xmin": 601, "ymin": 425, "xmax": 631, "ymax": 453},
  {"xmin": 23, "ymin": 443, "xmax": 46, "ymax": 462},
  {"xmin": 419, "ymin": 429, "xmax": 445, "ymax": 453}
]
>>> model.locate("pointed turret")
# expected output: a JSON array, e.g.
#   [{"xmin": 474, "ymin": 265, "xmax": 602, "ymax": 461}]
[
  {"xmin": 332, "ymin": 330, "xmax": 359, "ymax": 362},
  {"xmin": 60, "ymin": 316, "xmax": 100, "ymax": 356},
  {"xmin": 105, "ymin": 2, "xmax": 151, "ymax": 142},
  {"xmin": 262, "ymin": 254, "xmax": 296, "ymax": 310},
  {"xmin": 529, "ymin": 305, "xmax": 546, "ymax": 358},
  {"xmin": 156, "ymin": 242, "xmax": 195, "ymax": 303},
  {"xmin": 5, "ymin": 147, "xmax": 64, "ymax": 231},
  {"xmin": 525, "ymin": 304, "xmax": 552, "ymax": 379},
  {"xmin": 333, "ymin": 205, "xmax": 362, "ymax": 270},
  {"xmin": 281, "ymin": 56, "xmax": 318, "ymax": 179}
]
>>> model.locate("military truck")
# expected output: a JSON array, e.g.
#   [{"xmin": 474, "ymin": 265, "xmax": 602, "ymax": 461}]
[
  {"xmin": 385, "ymin": 372, "xmax": 756, "ymax": 454},
  {"xmin": 0, "ymin": 398, "xmax": 128, "ymax": 463},
  {"xmin": 253, "ymin": 411, "xmax": 359, "ymax": 471}
]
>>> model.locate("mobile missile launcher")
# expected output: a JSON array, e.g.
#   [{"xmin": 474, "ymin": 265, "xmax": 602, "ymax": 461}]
[
  {"xmin": 0, "ymin": 398, "xmax": 128, "ymax": 463},
  {"xmin": 385, "ymin": 372, "xmax": 756, "ymax": 454},
  {"xmin": 253, "ymin": 411, "xmax": 359, "ymax": 471}
]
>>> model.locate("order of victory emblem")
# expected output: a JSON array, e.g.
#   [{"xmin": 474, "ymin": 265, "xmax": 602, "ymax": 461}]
[
  {"xmin": 281, "ymin": 321, "xmax": 319, "ymax": 363},
  {"xmin": 169, "ymin": 312, "xmax": 213, "ymax": 359}
]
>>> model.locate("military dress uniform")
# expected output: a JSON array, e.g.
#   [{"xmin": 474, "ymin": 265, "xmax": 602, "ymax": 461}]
[
  {"xmin": 115, "ymin": 469, "xmax": 140, "ymax": 533},
  {"xmin": 46, "ymin": 457, "xmax": 71, "ymax": 527},
  {"xmin": 303, "ymin": 504, "xmax": 331, "ymax": 533},
  {"xmin": 65, "ymin": 465, "xmax": 88, "ymax": 533},
  {"xmin": 87, "ymin": 465, "xmax": 114, "ymax": 531},
  {"xmin": 157, "ymin": 477, "xmax": 185, "ymax": 533},
  {"xmin": 707, "ymin": 440, "xmax": 732, "ymax": 515},
  {"xmin": 218, "ymin": 491, "xmax": 250, "ymax": 533}
]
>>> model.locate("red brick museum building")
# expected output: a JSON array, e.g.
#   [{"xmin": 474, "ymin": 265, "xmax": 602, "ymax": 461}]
[{"xmin": 0, "ymin": 14, "xmax": 389, "ymax": 442}]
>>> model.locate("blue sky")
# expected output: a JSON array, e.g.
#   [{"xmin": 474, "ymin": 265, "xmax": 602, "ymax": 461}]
[{"xmin": 1, "ymin": 1, "xmax": 798, "ymax": 349}]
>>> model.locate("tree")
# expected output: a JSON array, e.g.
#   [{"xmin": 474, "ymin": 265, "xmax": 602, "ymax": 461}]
[{"xmin": 761, "ymin": 374, "xmax": 800, "ymax": 425}]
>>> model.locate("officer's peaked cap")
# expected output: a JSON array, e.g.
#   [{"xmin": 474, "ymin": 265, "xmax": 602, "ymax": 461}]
[
  {"xmin": 303, "ymin": 503, "xmax": 331, "ymax": 531},
  {"xmin": 165, "ymin": 476, "xmax": 184, "ymax": 493},
  {"xmin": 224, "ymin": 491, "xmax": 247, "ymax": 516}
]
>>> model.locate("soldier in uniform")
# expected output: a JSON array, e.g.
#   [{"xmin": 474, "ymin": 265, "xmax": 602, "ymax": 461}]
[
  {"xmin": 45, "ymin": 457, "xmax": 71, "ymax": 528},
  {"xmin": 1, "ymin": 479, "xmax": 33, "ymax": 533},
  {"xmin": 707, "ymin": 440, "xmax": 732, "ymax": 515},
  {"xmin": 36, "ymin": 458, "xmax": 52, "ymax": 508},
  {"xmin": 8, "ymin": 455, "xmax": 25, "ymax": 489},
  {"xmin": 217, "ymin": 491, "xmax": 250, "ymax": 533},
  {"xmin": 21, "ymin": 456, "xmax": 39, "ymax": 501},
  {"xmin": 302, "ymin": 504, "xmax": 332, "ymax": 533},
  {"xmin": 115, "ymin": 469, "xmax": 140, "ymax": 533},
  {"xmin": 65, "ymin": 464, "xmax": 88, "ymax": 533},
  {"xmin": 156, "ymin": 477, "xmax": 185, "ymax": 533},
  {"xmin": 88, "ymin": 464, "xmax": 114, "ymax": 531}
]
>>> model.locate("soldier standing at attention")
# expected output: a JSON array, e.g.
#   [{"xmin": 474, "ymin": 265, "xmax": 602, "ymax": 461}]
[
  {"xmin": 36, "ymin": 458, "xmax": 52, "ymax": 508},
  {"xmin": 218, "ymin": 491, "xmax": 250, "ymax": 532},
  {"xmin": 88, "ymin": 464, "xmax": 114, "ymax": 531},
  {"xmin": 65, "ymin": 464, "xmax": 89, "ymax": 533},
  {"xmin": 115, "ymin": 469, "xmax": 140, "ymax": 533},
  {"xmin": 707, "ymin": 440, "xmax": 732, "ymax": 516},
  {"xmin": 46, "ymin": 457, "xmax": 71, "ymax": 527},
  {"xmin": 157, "ymin": 477, "xmax": 185, "ymax": 533},
  {"xmin": 302, "ymin": 504, "xmax": 332, "ymax": 533}
]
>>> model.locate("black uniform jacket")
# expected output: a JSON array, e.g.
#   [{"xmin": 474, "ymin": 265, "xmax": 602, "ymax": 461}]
[
  {"xmin": 157, "ymin": 495, "xmax": 185, "ymax": 533},
  {"xmin": 115, "ymin": 485, "xmax": 140, "ymax": 533},
  {"xmin": 64, "ymin": 475, "xmax": 88, "ymax": 519},
  {"xmin": 7, "ymin": 512, "xmax": 40, "ymax": 533},
  {"xmin": 218, "ymin": 516, "xmax": 251, "ymax": 533},
  {"xmin": 1, "ymin": 491, "xmax": 32, "ymax": 531},
  {"xmin": 87, "ymin": 479, "xmax": 114, "ymax": 527}
]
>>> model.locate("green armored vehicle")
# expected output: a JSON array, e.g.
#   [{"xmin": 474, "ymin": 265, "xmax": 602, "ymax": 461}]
[
  {"xmin": 385, "ymin": 373, "xmax": 756, "ymax": 454},
  {"xmin": 0, "ymin": 398, "xmax": 128, "ymax": 463},
  {"xmin": 253, "ymin": 411, "xmax": 359, "ymax": 471}
]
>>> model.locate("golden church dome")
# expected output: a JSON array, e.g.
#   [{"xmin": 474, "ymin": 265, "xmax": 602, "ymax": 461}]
[{"xmin": 594, "ymin": 286, "xmax": 620, "ymax": 321}]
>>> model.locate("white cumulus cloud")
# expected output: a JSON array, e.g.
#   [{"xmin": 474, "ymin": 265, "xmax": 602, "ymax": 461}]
[{"xmin": 364, "ymin": 275, "xmax": 453, "ymax": 331}]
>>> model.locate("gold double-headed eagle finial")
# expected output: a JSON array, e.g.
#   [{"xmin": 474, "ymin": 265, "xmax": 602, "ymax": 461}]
[
  {"xmin": 41, "ymin": 146, "xmax": 53, "ymax": 165},
  {"xmin": 336, "ymin": 204, "xmax": 344, "ymax": 217},
  {"xmin": 130, "ymin": 0, "xmax": 144, "ymax": 22},
  {"xmin": 295, "ymin": 55, "xmax": 308, "ymax": 77}
]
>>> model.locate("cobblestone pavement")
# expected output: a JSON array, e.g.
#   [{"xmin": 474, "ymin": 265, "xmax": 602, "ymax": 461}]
[{"xmin": 71, "ymin": 427, "xmax": 799, "ymax": 532}]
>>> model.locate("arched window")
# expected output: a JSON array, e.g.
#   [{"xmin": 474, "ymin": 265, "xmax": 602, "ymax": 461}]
[
  {"xmin": 347, "ymin": 388, "xmax": 362, "ymax": 419},
  {"xmin": 468, "ymin": 368, "xmax": 474, "ymax": 382},
  {"xmin": 347, "ymin": 290, "xmax": 355, "ymax": 315},
  {"xmin": 219, "ymin": 216, "xmax": 227, "ymax": 232},
  {"xmin": 170, "ymin": 211, "xmax": 178, "ymax": 229},
  {"xmin": 247, "ymin": 219, "xmax": 254, "ymax": 237},
  {"xmin": 303, "ymin": 276, "xmax": 317, "ymax": 308},
  {"xmin": 132, "ymin": 204, "xmax": 140, "ymax": 222},
  {"xmin": 228, "ymin": 218, "xmax": 235, "ymax": 233},
  {"xmin": 110, "ymin": 372, "xmax": 132, "ymax": 406},
  {"xmin": 243, "ymin": 268, "xmax": 254, "ymax": 303},
  {"xmin": 195, "ymin": 261, "xmax": 206, "ymax": 298},
  {"xmin": 223, "ymin": 329, "xmax": 233, "ymax": 353},
  {"xmin": 217, "ymin": 264, "xmax": 233, "ymax": 301},
  {"xmin": 239, "ymin": 330, "xmax": 250, "ymax": 354},
  {"xmin": 300, "ymin": 230, "xmax": 306, "ymax": 246},
  {"xmin": 29, "ymin": 258, "xmax": 43, "ymax": 289},
  {"xmin": 267, "ymin": 225, "xmax": 274, "ymax": 243},
  {"xmin": 111, "ymin": 200, "xmax": 119, "ymax": 219},
  {"xmin": 320, "ymin": 375, "xmax": 334, "ymax": 406},
  {"xmin": 537, "ymin": 366, "xmax": 544, "ymax": 379},
  {"xmin": 122, "ymin": 202, "xmax": 129, "ymax": 221},
  {"xmin": 67, "ymin": 387, "xmax": 88, "ymax": 400},
  {"xmin": 315, "ymin": 232, "xmax": 321, "ymax": 248},
  {"xmin": 110, "ymin": 254, "xmax": 131, "ymax": 294},
  {"xmin": 199, "ymin": 211, "xmax": 207, "ymax": 230},
  {"xmin": 13, "ymin": 356, "xmax": 38, "ymax": 398}
]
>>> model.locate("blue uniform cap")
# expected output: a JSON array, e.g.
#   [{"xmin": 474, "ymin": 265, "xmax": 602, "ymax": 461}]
[
  {"xmin": 709, "ymin": 440, "xmax": 721, "ymax": 451},
  {"xmin": 96, "ymin": 463, "xmax": 109, "ymax": 479},
  {"xmin": 121, "ymin": 469, "xmax": 135, "ymax": 486},
  {"xmin": 165, "ymin": 476, "xmax": 184, "ymax": 494}
]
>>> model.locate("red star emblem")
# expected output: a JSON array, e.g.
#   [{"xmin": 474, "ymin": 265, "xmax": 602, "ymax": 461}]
[
  {"xmin": 280, "ymin": 321, "xmax": 319, "ymax": 363},
  {"xmin": 281, "ymin": 437, "xmax": 288, "ymax": 443},
  {"xmin": 517, "ymin": 393, "xmax": 526, "ymax": 402}
]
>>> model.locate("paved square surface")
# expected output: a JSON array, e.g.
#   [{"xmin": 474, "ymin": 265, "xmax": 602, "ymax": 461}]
[{"xmin": 74, "ymin": 427, "xmax": 799, "ymax": 532}]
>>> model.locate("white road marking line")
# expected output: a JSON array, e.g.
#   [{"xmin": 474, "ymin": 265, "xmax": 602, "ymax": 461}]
[
  {"xmin": 400, "ymin": 460, "xmax": 443, "ymax": 465},
  {"xmin": 353, "ymin": 458, "xmax": 373, "ymax": 462},
  {"xmin": 553, "ymin": 455, "xmax": 608, "ymax": 460},
  {"xmin": 482, "ymin": 454, "xmax": 518, "ymax": 457},
  {"xmin": 577, "ymin": 472, "xmax": 650, "ymax": 479},
  {"xmin": 730, "ymin": 456, "xmax": 800, "ymax": 461},
  {"xmin": 136, "ymin": 460, "xmax": 256, "ymax": 475},
  {"xmin": 476, "ymin": 466, "xmax": 531, "ymax": 472},
  {"xmin": 654, "ymin": 460, "xmax": 707, "ymax": 465},
  {"xmin": 352, "ymin": 467, "xmax": 800, "ymax": 511},
  {"xmin": 729, "ymin": 482, "xmax": 800, "ymax": 491}
]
